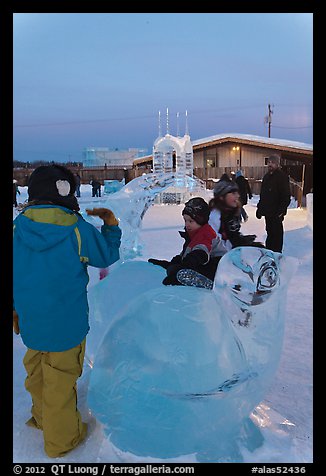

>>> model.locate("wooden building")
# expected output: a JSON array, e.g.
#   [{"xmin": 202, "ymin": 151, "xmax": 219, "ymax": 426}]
[{"xmin": 133, "ymin": 133, "xmax": 313, "ymax": 200}]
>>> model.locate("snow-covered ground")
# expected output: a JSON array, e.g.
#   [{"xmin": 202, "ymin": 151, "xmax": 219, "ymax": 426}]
[{"xmin": 13, "ymin": 184, "xmax": 313, "ymax": 463}]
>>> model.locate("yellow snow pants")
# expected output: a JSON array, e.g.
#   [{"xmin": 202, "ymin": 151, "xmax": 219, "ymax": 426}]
[{"xmin": 23, "ymin": 339, "xmax": 87, "ymax": 458}]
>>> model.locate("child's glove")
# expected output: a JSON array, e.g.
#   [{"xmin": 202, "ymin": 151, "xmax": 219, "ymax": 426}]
[
  {"xmin": 170, "ymin": 255, "xmax": 182, "ymax": 265},
  {"xmin": 13, "ymin": 310, "xmax": 20, "ymax": 335},
  {"xmin": 148, "ymin": 258, "xmax": 170, "ymax": 269},
  {"xmin": 250, "ymin": 241, "xmax": 265, "ymax": 248},
  {"xmin": 86, "ymin": 208, "xmax": 119, "ymax": 226},
  {"xmin": 246, "ymin": 234, "xmax": 257, "ymax": 241},
  {"xmin": 239, "ymin": 234, "xmax": 257, "ymax": 246},
  {"xmin": 162, "ymin": 275, "xmax": 181, "ymax": 286}
]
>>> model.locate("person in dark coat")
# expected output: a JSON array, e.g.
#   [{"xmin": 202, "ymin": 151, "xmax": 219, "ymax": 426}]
[
  {"xmin": 235, "ymin": 170, "xmax": 253, "ymax": 222},
  {"xmin": 13, "ymin": 179, "xmax": 20, "ymax": 207},
  {"xmin": 74, "ymin": 173, "xmax": 81, "ymax": 198},
  {"xmin": 90, "ymin": 178, "xmax": 101, "ymax": 197},
  {"xmin": 219, "ymin": 172, "xmax": 232, "ymax": 182},
  {"xmin": 256, "ymin": 155, "xmax": 291, "ymax": 253}
]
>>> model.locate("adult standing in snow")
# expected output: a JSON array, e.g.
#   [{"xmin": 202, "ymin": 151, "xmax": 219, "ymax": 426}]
[
  {"xmin": 75, "ymin": 173, "xmax": 81, "ymax": 197},
  {"xmin": 13, "ymin": 179, "xmax": 20, "ymax": 207},
  {"xmin": 235, "ymin": 169, "xmax": 253, "ymax": 222},
  {"xmin": 219, "ymin": 172, "xmax": 232, "ymax": 182},
  {"xmin": 90, "ymin": 178, "xmax": 101, "ymax": 197},
  {"xmin": 13, "ymin": 164, "xmax": 121, "ymax": 458},
  {"xmin": 256, "ymin": 154, "xmax": 291, "ymax": 253}
]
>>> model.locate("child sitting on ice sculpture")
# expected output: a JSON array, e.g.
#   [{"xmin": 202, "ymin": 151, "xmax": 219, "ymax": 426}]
[
  {"xmin": 148, "ymin": 197, "xmax": 221, "ymax": 288},
  {"xmin": 208, "ymin": 179, "xmax": 264, "ymax": 253}
]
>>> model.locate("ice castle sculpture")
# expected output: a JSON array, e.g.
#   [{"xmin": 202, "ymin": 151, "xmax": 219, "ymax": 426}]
[
  {"xmin": 86, "ymin": 248, "xmax": 297, "ymax": 462},
  {"xmin": 81, "ymin": 111, "xmax": 205, "ymax": 260},
  {"xmin": 153, "ymin": 109, "xmax": 193, "ymax": 185}
]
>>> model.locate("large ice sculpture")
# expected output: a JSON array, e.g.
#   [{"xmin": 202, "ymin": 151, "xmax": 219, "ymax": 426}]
[
  {"xmin": 80, "ymin": 172, "xmax": 176, "ymax": 260},
  {"xmin": 81, "ymin": 172, "xmax": 207, "ymax": 260},
  {"xmin": 87, "ymin": 248, "xmax": 297, "ymax": 462}
]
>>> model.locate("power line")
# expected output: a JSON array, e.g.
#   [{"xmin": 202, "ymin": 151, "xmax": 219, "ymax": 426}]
[
  {"xmin": 13, "ymin": 105, "xmax": 269, "ymax": 128},
  {"xmin": 14, "ymin": 104, "xmax": 313, "ymax": 129},
  {"xmin": 14, "ymin": 114, "xmax": 156, "ymax": 128},
  {"xmin": 271, "ymin": 125, "xmax": 313, "ymax": 129}
]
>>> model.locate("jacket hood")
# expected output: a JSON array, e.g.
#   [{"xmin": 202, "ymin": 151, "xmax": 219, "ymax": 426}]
[{"xmin": 13, "ymin": 205, "xmax": 79, "ymax": 252}]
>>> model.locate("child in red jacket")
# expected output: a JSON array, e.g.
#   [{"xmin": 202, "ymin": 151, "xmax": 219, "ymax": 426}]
[{"xmin": 148, "ymin": 197, "xmax": 220, "ymax": 287}]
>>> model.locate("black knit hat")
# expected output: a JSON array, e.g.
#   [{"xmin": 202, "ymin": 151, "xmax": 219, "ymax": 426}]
[
  {"xmin": 28, "ymin": 164, "xmax": 79, "ymax": 211},
  {"xmin": 213, "ymin": 180, "xmax": 239, "ymax": 198},
  {"xmin": 182, "ymin": 197, "xmax": 210, "ymax": 225}
]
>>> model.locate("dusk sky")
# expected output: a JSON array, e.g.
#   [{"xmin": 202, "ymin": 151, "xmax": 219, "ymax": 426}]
[{"xmin": 13, "ymin": 13, "xmax": 313, "ymax": 163}]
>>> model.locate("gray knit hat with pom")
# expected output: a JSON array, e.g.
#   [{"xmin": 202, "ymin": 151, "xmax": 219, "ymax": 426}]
[{"xmin": 213, "ymin": 180, "xmax": 239, "ymax": 198}]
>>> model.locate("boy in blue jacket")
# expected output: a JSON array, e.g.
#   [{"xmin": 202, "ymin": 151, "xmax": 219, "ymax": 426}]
[{"xmin": 13, "ymin": 164, "xmax": 121, "ymax": 458}]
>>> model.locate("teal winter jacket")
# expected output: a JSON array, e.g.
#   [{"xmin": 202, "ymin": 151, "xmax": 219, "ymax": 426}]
[{"xmin": 13, "ymin": 204, "xmax": 121, "ymax": 352}]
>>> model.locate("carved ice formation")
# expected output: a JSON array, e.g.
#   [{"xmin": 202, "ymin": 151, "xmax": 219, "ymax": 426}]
[
  {"xmin": 153, "ymin": 109, "xmax": 193, "ymax": 187},
  {"xmin": 153, "ymin": 134, "xmax": 193, "ymax": 185},
  {"xmin": 103, "ymin": 179, "xmax": 125, "ymax": 195},
  {"xmin": 86, "ymin": 248, "xmax": 297, "ymax": 462},
  {"xmin": 80, "ymin": 172, "xmax": 176, "ymax": 260},
  {"xmin": 80, "ymin": 172, "xmax": 205, "ymax": 260}
]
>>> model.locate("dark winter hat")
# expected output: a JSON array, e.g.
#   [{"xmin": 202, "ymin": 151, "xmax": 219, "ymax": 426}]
[
  {"xmin": 268, "ymin": 154, "xmax": 281, "ymax": 165},
  {"xmin": 28, "ymin": 164, "xmax": 79, "ymax": 211},
  {"xmin": 213, "ymin": 180, "xmax": 239, "ymax": 198},
  {"xmin": 182, "ymin": 197, "xmax": 210, "ymax": 225},
  {"xmin": 219, "ymin": 173, "xmax": 232, "ymax": 182}
]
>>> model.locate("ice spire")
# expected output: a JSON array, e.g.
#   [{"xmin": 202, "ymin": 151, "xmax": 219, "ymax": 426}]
[
  {"xmin": 166, "ymin": 107, "xmax": 169, "ymax": 135},
  {"xmin": 158, "ymin": 110, "xmax": 162, "ymax": 138},
  {"xmin": 185, "ymin": 110, "xmax": 189, "ymax": 136}
]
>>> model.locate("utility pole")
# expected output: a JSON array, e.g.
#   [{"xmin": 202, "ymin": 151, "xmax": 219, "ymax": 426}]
[{"xmin": 264, "ymin": 103, "xmax": 274, "ymax": 138}]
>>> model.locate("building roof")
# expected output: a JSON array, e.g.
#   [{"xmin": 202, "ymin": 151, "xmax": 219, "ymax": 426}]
[
  {"xmin": 192, "ymin": 133, "xmax": 313, "ymax": 155},
  {"xmin": 133, "ymin": 133, "xmax": 313, "ymax": 166},
  {"xmin": 133, "ymin": 155, "xmax": 153, "ymax": 165}
]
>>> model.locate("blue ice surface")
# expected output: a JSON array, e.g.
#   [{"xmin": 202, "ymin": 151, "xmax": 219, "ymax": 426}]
[
  {"xmin": 103, "ymin": 179, "xmax": 125, "ymax": 195},
  {"xmin": 87, "ymin": 247, "xmax": 297, "ymax": 462}
]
